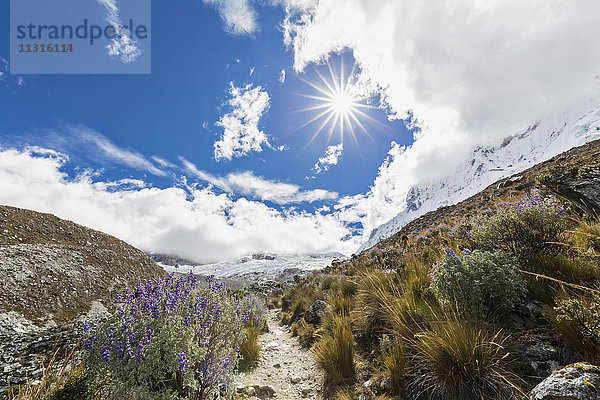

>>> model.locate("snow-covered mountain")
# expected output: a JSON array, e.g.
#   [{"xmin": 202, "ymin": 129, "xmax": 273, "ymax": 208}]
[
  {"xmin": 159, "ymin": 252, "xmax": 346, "ymax": 280},
  {"xmin": 360, "ymin": 104, "xmax": 600, "ymax": 251}
]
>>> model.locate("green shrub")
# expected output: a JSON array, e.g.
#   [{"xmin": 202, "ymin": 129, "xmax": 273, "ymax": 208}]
[
  {"xmin": 554, "ymin": 292, "xmax": 600, "ymax": 361},
  {"xmin": 45, "ymin": 367, "xmax": 107, "ymax": 400},
  {"xmin": 312, "ymin": 314, "xmax": 355, "ymax": 385},
  {"xmin": 83, "ymin": 274, "xmax": 245, "ymax": 400},
  {"xmin": 472, "ymin": 191, "xmax": 567, "ymax": 259},
  {"xmin": 431, "ymin": 249, "xmax": 526, "ymax": 315},
  {"xmin": 410, "ymin": 311, "xmax": 523, "ymax": 400}
]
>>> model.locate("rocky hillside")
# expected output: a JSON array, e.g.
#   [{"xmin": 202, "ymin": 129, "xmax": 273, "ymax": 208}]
[
  {"xmin": 0, "ymin": 205, "xmax": 165, "ymax": 324},
  {"xmin": 369, "ymin": 138, "xmax": 600, "ymax": 252}
]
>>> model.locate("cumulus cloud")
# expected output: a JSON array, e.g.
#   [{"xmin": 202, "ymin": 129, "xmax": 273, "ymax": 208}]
[
  {"xmin": 279, "ymin": 69, "xmax": 286, "ymax": 83},
  {"xmin": 214, "ymin": 83, "xmax": 278, "ymax": 161},
  {"xmin": 97, "ymin": 0, "xmax": 142, "ymax": 63},
  {"xmin": 312, "ymin": 143, "xmax": 342, "ymax": 175},
  {"xmin": 202, "ymin": 0, "xmax": 258, "ymax": 35},
  {"xmin": 280, "ymin": 0, "xmax": 600, "ymax": 234},
  {"xmin": 0, "ymin": 146, "xmax": 355, "ymax": 263},
  {"xmin": 181, "ymin": 157, "xmax": 338, "ymax": 204}
]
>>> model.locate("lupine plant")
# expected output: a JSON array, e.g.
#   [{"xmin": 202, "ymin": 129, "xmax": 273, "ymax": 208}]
[
  {"xmin": 431, "ymin": 249, "xmax": 526, "ymax": 315},
  {"xmin": 83, "ymin": 274, "xmax": 246, "ymax": 400},
  {"xmin": 472, "ymin": 190, "xmax": 567, "ymax": 259},
  {"xmin": 238, "ymin": 294, "xmax": 267, "ymax": 330}
]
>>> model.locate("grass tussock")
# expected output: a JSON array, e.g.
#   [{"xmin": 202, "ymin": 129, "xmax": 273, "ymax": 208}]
[
  {"xmin": 281, "ymin": 284, "xmax": 325, "ymax": 324},
  {"xmin": 291, "ymin": 318, "xmax": 319, "ymax": 348},
  {"xmin": 353, "ymin": 269, "xmax": 401, "ymax": 344},
  {"xmin": 409, "ymin": 311, "xmax": 523, "ymax": 400},
  {"xmin": 312, "ymin": 314, "xmax": 356, "ymax": 386},
  {"xmin": 239, "ymin": 326, "xmax": 262, "ymax": 371},
  {"xmin": 569, "ymin": 218, "xmax": 600, "ymax": 256},
  {"xmin": 382, "ymin": 339, "xmax": 407, "ymax": 395}
]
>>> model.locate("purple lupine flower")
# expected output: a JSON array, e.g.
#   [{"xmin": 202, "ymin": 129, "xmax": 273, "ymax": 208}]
[{"xmin": 178, "ymin": 351, "xmax": 188, "ymax": 371}]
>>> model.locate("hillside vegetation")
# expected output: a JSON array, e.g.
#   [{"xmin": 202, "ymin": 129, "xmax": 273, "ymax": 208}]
[{"xmin": 271, "ymin": 140, "xmax": 600, "ymax": 399}]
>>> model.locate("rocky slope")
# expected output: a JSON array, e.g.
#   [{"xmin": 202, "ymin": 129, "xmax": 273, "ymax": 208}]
[
  {"xmin": 361, "ymin": 104, "xmax": 600, "ymax": 251},
  {"xmin": 0, "ymin": 205, "xmax": 165, "ymax": 324}
]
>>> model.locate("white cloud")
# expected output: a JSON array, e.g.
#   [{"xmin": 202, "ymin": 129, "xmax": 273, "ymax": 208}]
[
  {"xmin": 279, "ymin": 69, "xmax": 286, "ymax": 83},
  {"xmin": 181, "ymin": 157, "xmax": 338, "ymax": 204},
  {"xmin": 151, "ymin": 155, "xmax": 177, "ymax": 169},
  {"xmin": 97, "ymin": 0, "xmax": 142, "ymax": 63},
  {"xmin": 202, "ymin": 0, "xmax": 258, "ymax": 35},
  {"xmin": 281, "ymin": 0, "xmax": 600, "ymax": 235},
  {"xmin": 0, "ymin": 146, "xmax": 355, "ymax": 263},
  {"xmin": 214, "ymin": 83, "xmax": 277, "ymax": 161},
  {"xmin": 312, "ymin": 143, "xmax": 342, "ymax": 175}
]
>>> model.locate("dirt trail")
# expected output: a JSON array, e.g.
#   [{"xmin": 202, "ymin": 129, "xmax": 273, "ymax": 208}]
[{"xmin": 236, "ymin": 309, "xmax": 323, "ymax": 399}]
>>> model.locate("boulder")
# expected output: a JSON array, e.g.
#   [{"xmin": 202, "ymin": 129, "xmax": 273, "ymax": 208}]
[
  {"xmin": 304, "ymin": 300, "xmax": 330, "ymax": 326},
  {"xmin": 530, "ymin": 362, "xmax": 600, "ymax": 400}
]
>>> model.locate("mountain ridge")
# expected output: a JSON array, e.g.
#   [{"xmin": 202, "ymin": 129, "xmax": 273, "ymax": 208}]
[{"xmin": 360, "ymin": 104, "xmax": 600, "ymax": 251}]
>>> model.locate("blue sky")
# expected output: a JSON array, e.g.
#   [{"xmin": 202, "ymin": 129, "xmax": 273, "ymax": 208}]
[
  {"xmin": 1, "ymin": 0, "xmax": 598, "ymax": 263},
  {"xmin": 0, "ymin": 1, "xmax": 409, "ymax": 198}
]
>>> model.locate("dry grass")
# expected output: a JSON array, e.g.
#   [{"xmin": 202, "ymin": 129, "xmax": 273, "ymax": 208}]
[
  {"xmin": 291, "ymin": 318, "xmax": 319, "ymax": 348},
  {"xmin": 569, "ymin": 218, "xmax": 600, "ymax": 255},
  {"xmin": 5, "ymin": 343, "xmax": 106, "ymax": 400},
  {"xmin": 383, "ymin": 341, "xmax": 407, "ymax": 395},
  {"xmin": 239, "ymin": 326, "xmax": 262, "ymax": 371},
  {"xmin": 312, "ymin": 314, "xmax": 356, "ymax": 386},
  {"xmin": 353, "ymin": 270, "xmax": 401, "ymax": 344},
  {"xmin": 409, "ymin": 310, "xmax": 524, "ymax": 400}
]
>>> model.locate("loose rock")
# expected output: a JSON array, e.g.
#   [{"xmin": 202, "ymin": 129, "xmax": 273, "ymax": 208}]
[{"xmin": 530, "ymin": 362, "xmax": 600, "ymax": 400}]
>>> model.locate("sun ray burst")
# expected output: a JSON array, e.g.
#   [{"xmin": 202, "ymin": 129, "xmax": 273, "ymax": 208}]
[{"xmin": 296, "ymin": 58, "xmax": 377, "ymax": 145}]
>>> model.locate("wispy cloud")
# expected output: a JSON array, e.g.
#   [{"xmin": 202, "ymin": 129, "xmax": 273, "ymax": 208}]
[
  {"xmin": 97, "ymin": 0, "xmax": 142, "ymax": 63},
  {"xmin": 151, "ymin": 155, "xmax": 177, "ymax": 169},
  {"xmin": 312, "ymin": 143, "xmax": 343, "ymax": 175},
  {"xmin": 181, "ymin": 156, "xmax": 337, "ymax": 204},
  {"xmin": 214, "ymin": 83, "xmax": 281, "ymax": 162},
  {"xmin": 3, "ymin": 125, "xmax": 168, "ymax": 177},
  {"xmin": 202, "ymin": 0, "xmax": 258, "ymax": 35},
  {"xmin": 70, "ymin": 126, "xmax": 167, "ymax": 176}
]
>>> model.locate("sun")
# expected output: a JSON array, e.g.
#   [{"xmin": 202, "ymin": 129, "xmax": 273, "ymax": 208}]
[
  {"xmin": 295, "ymin": 59, "xmax": 379, "ymax": 146},
  {"xmin": 330, "ymin": 90, "xmax": 357, "ymax": 115}
]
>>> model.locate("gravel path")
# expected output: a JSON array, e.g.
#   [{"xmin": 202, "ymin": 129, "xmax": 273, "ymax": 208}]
[{"xmin": 236, "ymin": 309, "xmax": 323, "ymax": 399}]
